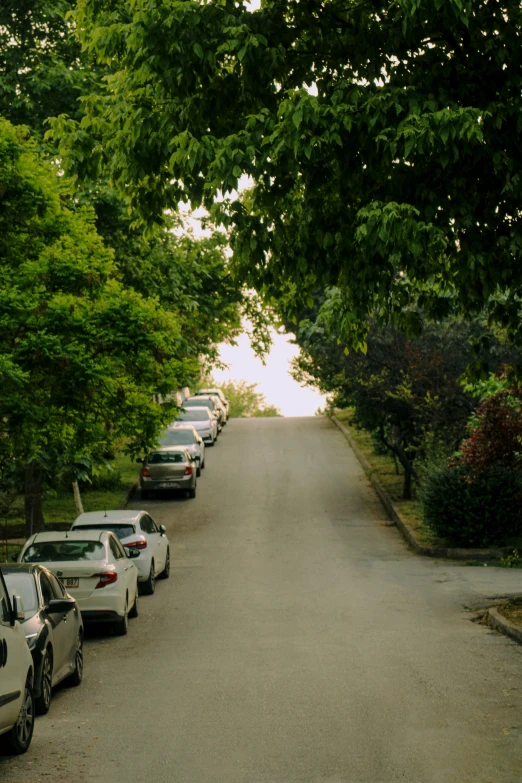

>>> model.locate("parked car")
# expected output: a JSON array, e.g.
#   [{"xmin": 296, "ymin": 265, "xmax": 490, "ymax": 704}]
[
  {"xmin": 178, "ymin": 407, "xmax": 218, "ymax": 445},
  {"xmin": 71, "ymin": 510, "xmax": 170, "ymax": 596},
  {"xmin": 140, "ymin": 447, "xmax": 198, "ymax": 499},
  {"xmin": 183, "ymin": 396, "xmax": 225, "ymax": 430},
  {"xmin": 196, "ymin": 388, "xmax": 230, "ymax": 420},
  {"xmin": 159, "ymin": 424, "xmax": 205, "ymax": 475},
  {"xmin": 2, "ymin": 564, "xmax": 83, "ymax": 715},
  {"xmin": 0, "ymin": 566, "xmax": 35, "ymax": 755},
  {"xmin": 18, "ymin": 531, "xmax": 140, "ymax": 636}
]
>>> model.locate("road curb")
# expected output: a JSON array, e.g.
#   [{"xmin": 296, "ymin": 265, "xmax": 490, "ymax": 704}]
[
  {"xmin": 121, "ymin": 479, "xmax": 139, "ymax": 509},
  {"xmin": 486, "ymin": 606, "xmax": 522, "ymax": 646},
  {"xmin": 330, "ymin": 414, "xmax": 507, "ymax": 562}
]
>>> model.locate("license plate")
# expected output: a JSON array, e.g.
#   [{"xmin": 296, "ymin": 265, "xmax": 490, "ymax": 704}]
[
  {"xmin": 62, "ymin": 578, "xmax": 79, "ymax": 588},
  {"xmin": 157, "ymin": 482, "xmax": 180, "ymax": 488}
]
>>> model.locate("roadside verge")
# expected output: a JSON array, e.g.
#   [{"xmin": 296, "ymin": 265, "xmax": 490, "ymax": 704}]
[{"xmin": 330, "ymin": 414, "xmax": 507, "ymax": 562}]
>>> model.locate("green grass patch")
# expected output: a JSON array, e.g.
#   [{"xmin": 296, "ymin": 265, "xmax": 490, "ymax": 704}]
[{"xmin": 0, "ymin": 451, "xmax": 139, "ymax": 540}]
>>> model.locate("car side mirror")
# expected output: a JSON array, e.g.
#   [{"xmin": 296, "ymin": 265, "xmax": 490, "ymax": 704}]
[
  {"xmin": 11, "ymin": 595, "xmax": 25, "ymax": 622},
  {"xmin": 126, "ymin": 549, "xmax": 140, "ymax": 559},
  {"xmin": 159, "ymin": 524, "xmax": 166, "ymax": 536},
  {"xmin": 47, "ymin": 598, "xmax": 75, "ymax": 614}
]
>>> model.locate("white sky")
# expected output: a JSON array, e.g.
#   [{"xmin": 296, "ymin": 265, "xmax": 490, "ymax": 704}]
[{"xmin": 213, "ymin": 329, "xmax": 327, "ymax": 417}]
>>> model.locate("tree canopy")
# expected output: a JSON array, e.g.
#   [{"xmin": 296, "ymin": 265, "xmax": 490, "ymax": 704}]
[
  {"xmin": 212, "ymin": 379, "xmax": 281, "ymax": 418},
  {"xmin": 0, "ymin": 117, "xmax": 187, "ymax": 533},
  {"xmin": 53, "ymin": 0, "xmax": 522, "ymax": 348}
]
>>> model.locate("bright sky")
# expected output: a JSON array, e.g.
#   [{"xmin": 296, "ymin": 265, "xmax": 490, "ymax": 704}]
[{"xmin": 213, "ymin": 329, "xmax": 326, "ymax": 417}]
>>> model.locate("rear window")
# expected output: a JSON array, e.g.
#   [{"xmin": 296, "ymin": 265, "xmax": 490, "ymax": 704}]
[
  {"xmin": 75, "ymin": 524, "xmax": 135, "ymax": 540},
  {"xmin": 179, "ymin": 410, "xmax": 208, "ymax": 421},
  {"xmin": 148, "ymin": 452, "xmax": 186, "ymax": 464},
  {"xmin": 184, "ymin": 399, "xmax": 215, "ymax": 410},
  {"xmin": 22, "ymin": 541, "xmax": 106, "ymax": 562},
  {"xmin": 159, "ymin": 430, "xmax": 194, "ymax": 446}
]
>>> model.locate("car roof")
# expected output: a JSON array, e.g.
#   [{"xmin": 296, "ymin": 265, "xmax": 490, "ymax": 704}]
[
  {"xmin": 1, "ymin": 563, "xmax": 42, "ymax": 576},
  {"xmin": 25, "ymin": 530, "xmax": 111, "ymax": 545},
  {"xmin": 188, "ymin": 395, "xmax": 214, "ymax": 401},
  {"xmin": 73, "ymin": 510, "xmax": 144, "ymax": 525},
  {"xmin": 168, "ymin": 422, "xmax": 197, "ymax": 430},
  {"xmin": 149, "ymin": 446, "xmax": 189, "ymax": 453}
]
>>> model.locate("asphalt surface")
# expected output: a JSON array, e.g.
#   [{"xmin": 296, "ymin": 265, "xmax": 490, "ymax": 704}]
[{"xmin": 2, "ymin": 416, "xmax": 522, "ymax": 783}]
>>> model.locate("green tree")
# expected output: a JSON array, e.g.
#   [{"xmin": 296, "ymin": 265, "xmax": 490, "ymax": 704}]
[
  {"xmin": 292, "ymin": 307, "xmax": 520, "ymax": 498},
  {"xmin": 215, "ymin": 380, "xmax": 281, "ymax": 418},
  {"xmin": 54, "ymin": 0, "xmax": 522, "ymax": 347},
  {"xmin": 0, "ymin": 118, "xmax": 187, "ymax": 535}
]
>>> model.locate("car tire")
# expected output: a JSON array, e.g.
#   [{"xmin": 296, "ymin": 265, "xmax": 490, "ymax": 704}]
[
  {"xmin": 2, "ymin": 677, "xmax": 35, "ymax": 755},
  {"xmin": 141, "ymin": 489, "xmax": 149, "ymax": 500},
  {"xmin": 114, "ymin": 599, "xmax": 129, "ymax": 636},
  {"xmin": 141, "ymin": 561, "xmax": 156, "ymax": 595},
  {"xmin": 66, "ymin": 633, "xmax": 83, "ymax": 686},
  {"xmin": 207, "ymin": 438, "xmax": 214, "ymax": 447},
  {"xmin": 196, "ymin": 466, "xmax": 201, "ymax": 477},
  {"xmin": 129, "ymin": 590, "xmax": 139, "ymax": 618},
  {"xmin": 201, "ymin": 459, "xmax": 205, "ymax": 470},
  {"xmin": 159, "ymin": 548, "xmax": 170, "ymax": 580},
  {"xmin": 188, "ymin": 486, "xmax": 197, "ymax": 499},
  {"xmin": 35, "ymin": 648, "xmax": 52, "ymax": 715}
]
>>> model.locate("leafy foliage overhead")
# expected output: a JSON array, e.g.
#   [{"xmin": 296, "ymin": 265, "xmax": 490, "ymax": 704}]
[
  {"xmin": 0, "ymin": 118, "xmax": 187, "ymax": 517},
  {"xmin": 54, "ymin": 0, "xmax": 522, "ymax": 346}
]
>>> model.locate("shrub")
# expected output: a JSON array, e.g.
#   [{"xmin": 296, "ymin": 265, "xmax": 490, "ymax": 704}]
[{"xmin": 421, "ymin": 464, "xmax": 522, "ymax": 547}]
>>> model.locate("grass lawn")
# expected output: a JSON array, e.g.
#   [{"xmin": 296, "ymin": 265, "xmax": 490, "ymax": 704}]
[{"xmin": 0, "ymin": 451, "xmax": 139, "ymax": 557}]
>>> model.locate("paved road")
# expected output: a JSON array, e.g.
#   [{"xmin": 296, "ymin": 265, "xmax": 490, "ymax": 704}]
[{"xmin": 2, "ymin": 417, "xmax": 522, "ymax": 783}]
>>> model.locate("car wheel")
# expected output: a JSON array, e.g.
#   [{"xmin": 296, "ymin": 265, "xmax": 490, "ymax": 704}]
[
  {"xmin": 141, "ymin": 489, "xmax": 149, "ymax": 500},
  {"xmin": 188, "ymin": 486, "xmax": 197, "ymax": 499},
  {"xmin": 114, "ymin": 599, "xmax": 129, "ymax": 636},
  {"xmin": 2, "ymin": 678, "xmax": 35, "ymax": 755},
  {"xmin": 35, "ymin": 648, "xmax": 52, "ymax": 715},
  {"xmin": 196, "ymin": 466, "xmax": 201, "ymax": 477},
  {"xmin": 67, "ymin": 633, "xmax": 84, "ymax": 687},
  {"xmin": 159, "ymin": 548, "xmax": 170, "ymax": 580},
  {"xmin": 129, "ymin": 590, "xmax": 139, "ymax": 618},
  {"xmin": 201, "ymin": 459, "xmax": 205, "ymax": 470},
  {"xmin": 141, "ymin": 561, "xmax": 156, "ymax": 595},
  {"xmin": 208, "ymin": 438, "xmax": 214, "ymax": 447}
]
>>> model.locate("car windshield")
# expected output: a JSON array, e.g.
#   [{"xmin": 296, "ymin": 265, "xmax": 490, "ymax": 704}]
[
  {"xmin": 148, "ymin": 451, "xmax": 186, "ymax": 464},
  {"xmin": 74, "ymin": 524, "xmax": 135, "ymax": 540},
  {"xmin": 22, "ymin": 541, "xmax": 106, "ymax": 562},
  {"xmin": 159, "ymin": 430, "xmax": 194, "ymax": 446},
  {"xmin": 179, "ymin": 410, "xmax": 209, "ymax": 422},
  {"xmin": 3, "ymin": 573, "xmax": 39, "ymax": 614},
  {"xmin": 184, "ymin": 399, "xmax": 215, "ymax": 410}
]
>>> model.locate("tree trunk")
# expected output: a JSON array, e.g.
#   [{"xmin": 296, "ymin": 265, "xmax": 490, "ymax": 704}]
[
  {"xmin": 24, "ymin": 465, "xmax": 45, "ymax": 538},
  {"xmin": 402, "ymin": 467, "xmax": 413, "ymax": 500},
  {"xmin": 72, "ymin": 481, "xmax": 84, "ymax": 516}
]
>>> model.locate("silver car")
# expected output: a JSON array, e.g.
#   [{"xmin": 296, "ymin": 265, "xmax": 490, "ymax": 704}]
[
  {"xmin": 140, "ymin": 447, "xmax": 198, "ymax": 499},
  {"xmin": 183, "ymin": 396, "xmax": 225, "ymax": 430},
  {"xmin": 196, "ymin": 388, "xmax": 230, "ymax": 421},
  {"xmin": 177, "ymin": 407, "xmax": 218, "ymax": 444},
  {"xmin": 159, "ymin": 424, "xmax": 206, "ymax": 476}
]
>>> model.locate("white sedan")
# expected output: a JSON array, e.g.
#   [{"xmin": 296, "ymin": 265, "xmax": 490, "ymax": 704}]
[
  {"xmin": 71, "ymin": 510, "xmax": 170, "ymax": 595},
  {"xmin": 18, "ymin": 531, "xmax": 139, "ymax": 635}
]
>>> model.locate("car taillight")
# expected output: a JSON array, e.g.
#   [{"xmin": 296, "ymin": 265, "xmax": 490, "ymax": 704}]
[
  {"xmin": 124, "ymin": 540, "xmax": 147, "ymax": 550},
  {"xmin": 95, "ymin": 572, "xmax": 118, "ymax": 589},
  {"xmin": 141, "ymin": 467, "xmax": 151, "ymax": 477},
  {"xmin": 184, "ymin": 466, "xmax": 193, "ymax": 476}
]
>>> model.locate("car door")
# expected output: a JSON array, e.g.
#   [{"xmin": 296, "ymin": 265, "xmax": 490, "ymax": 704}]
[
  {"xmin": 48, "ymin": 572, "xmax": 77, "ymax": 677},
  {"xmin": 141, "ymin": 514, "xmax": 166, "ymax": 574},
  {"xmin": 0, "ymin": 572, "xmax": 24, "ymax": 728},
  {"xmin": 39, "ymin": 571, "xmax": 69, "ymax": 682},
  {"xmin": 109, "ymin": 536, "xmax": 136, "ymax": 611}
]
